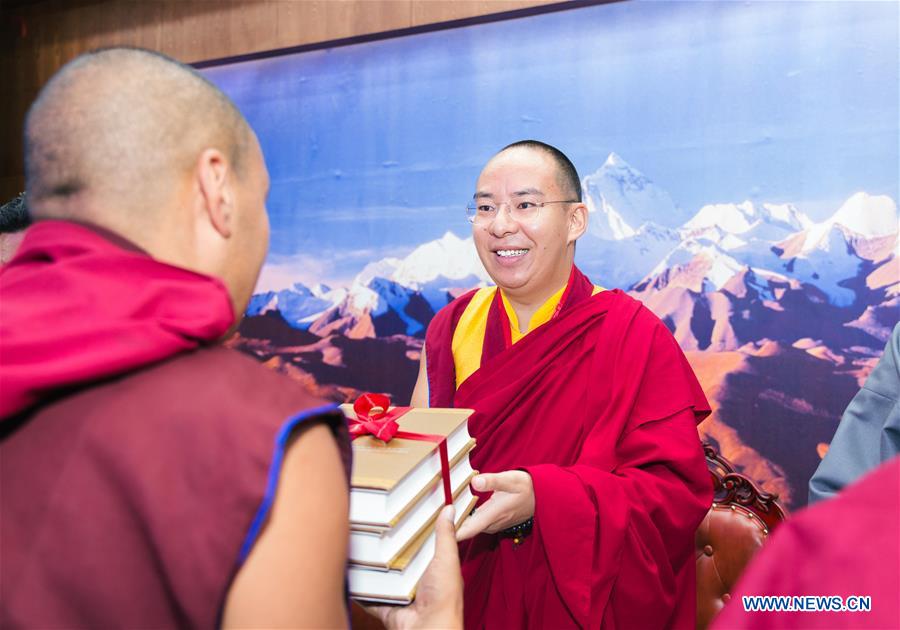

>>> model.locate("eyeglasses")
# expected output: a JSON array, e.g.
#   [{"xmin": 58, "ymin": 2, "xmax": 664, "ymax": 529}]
[{"xmin": 465, "ymin": 198, "xmax": 579, "ymax": 225}]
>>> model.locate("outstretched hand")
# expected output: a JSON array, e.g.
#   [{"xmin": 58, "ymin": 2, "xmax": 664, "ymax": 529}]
[
  {"xmin": 367, "ymin": 505, "xmax": 463, "ymax": 629},
  {"xmin": 455, "ymin": 470, "xmax": 534, "ymax": 541}
]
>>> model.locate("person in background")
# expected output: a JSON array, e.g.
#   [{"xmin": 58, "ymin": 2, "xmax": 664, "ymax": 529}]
[{"xmin": 808, "ymin": 322, "xmax": 900, "ymax": 504}]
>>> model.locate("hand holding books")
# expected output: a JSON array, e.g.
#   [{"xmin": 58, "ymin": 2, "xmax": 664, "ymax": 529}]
[
  {"xmin": 367, "ymin": 505, "xmax": 464, "ymax": 630},
  {"xmin": 455, "ymin": 470, "xmax": 535, "ymax": 541}
]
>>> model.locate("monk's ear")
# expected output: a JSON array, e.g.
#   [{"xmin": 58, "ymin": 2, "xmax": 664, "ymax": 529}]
[
  {"xmin": 567, "ymin": 202, "xmax": 588, "ymax": 244},
  {"xmin": 195, "ymin": 148, "xmax": 234, "ymax": 238}
]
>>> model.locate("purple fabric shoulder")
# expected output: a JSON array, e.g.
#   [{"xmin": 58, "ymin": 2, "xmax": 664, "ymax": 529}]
[{"xmin": 0, "ymin": 346, "xmax": 349, "ymax": 629}]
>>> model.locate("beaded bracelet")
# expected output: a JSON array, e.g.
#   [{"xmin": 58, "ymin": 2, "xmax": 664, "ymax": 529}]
[{"xmin": 498, "ymin": 517, "xmax": 534, "ymax": 545}]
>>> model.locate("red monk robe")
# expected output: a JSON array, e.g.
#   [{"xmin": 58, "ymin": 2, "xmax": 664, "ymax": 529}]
[
  {"xmin": 0, "ymin": 221, "xmax": 350, "ymax": 627},
  {"xmin": 426, "ymin": 266, "xmax": 712, "ymax": 629},
  {"xmin": 712, "ymin": 455, "xmax": 900, "ymax": 630}
]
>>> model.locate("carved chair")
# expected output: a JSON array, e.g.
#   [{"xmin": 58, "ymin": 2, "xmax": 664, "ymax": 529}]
[{"xmin": 696, "ymin": 442, "xmax": 788, "ymax": 629}]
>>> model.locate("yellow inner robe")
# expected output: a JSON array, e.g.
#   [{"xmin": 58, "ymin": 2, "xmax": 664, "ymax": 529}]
[{"xmin": 451, "ymin": 283, "xmax": 604, "ymax": 389}]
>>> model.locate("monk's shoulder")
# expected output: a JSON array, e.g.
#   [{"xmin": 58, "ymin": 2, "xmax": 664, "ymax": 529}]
[
  {"xmin": 145, "ymin": 345, "xmax": 333, "ymax": 412},
  {"xmin": 65, "ymin": 345, "xmax": 342, "ymax": 448},
  {"xmin": 597, "ymin": 290, "xmax": 680, "ymax": 352},
  {"xmin": 601, "ymin": 290, "xmax": 669, "ymax": 330}
]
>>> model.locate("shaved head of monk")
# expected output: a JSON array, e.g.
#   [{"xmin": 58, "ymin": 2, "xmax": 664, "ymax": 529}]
[
  {"xmin": 24, "ymin": 47, "xmax": 270, "ymax": 318},
  {"xmin": 470, "ymin": 140, "xmax": 589, "ymax": 317}
]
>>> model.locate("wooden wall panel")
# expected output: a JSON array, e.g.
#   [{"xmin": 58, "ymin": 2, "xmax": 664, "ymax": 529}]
[
  {"xmin": 0, "ymin": 0, "xmax": 559, "ymax": 201},
  {"xmin": 411, "ymin": 0, "xmax": 549, "ymax": 26}
]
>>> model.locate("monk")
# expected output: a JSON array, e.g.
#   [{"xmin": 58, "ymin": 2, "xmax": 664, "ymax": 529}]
[
  {"xmin": 411, "ymin": 140, "xmax": 713, "ymax": 629},
  {"xmin": 0, "ymin": 47, "xmax": 461, "ymax": 630}
]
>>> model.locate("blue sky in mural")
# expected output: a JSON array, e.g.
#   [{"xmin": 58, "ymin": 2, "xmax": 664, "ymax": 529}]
[{"xmin": 203, "ymin": 0, "xmax": 898, "ymax": 287}]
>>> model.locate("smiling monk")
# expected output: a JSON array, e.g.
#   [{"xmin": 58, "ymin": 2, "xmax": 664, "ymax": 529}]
[{"xmin": 411, "ymin": 140, "xmax": 713, "ymax": 629}]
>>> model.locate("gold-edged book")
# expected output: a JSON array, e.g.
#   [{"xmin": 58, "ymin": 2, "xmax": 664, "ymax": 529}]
[
  {"xmin": 349, "ymin": 488, "xmax": 478, "ymax": 604},
  {"xmin": 342, "ymin": 405, "xmax": 475, "ymax": 528},
  {"xmin": 350, "ymin": 461, "xmax": 476, "ymax": 568}
]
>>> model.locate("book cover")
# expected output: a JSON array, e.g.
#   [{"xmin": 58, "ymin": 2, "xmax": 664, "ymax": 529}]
[
  {"xmin": 343, "ymin": 405, "xmax": 475, "ymax": 527},
  {"xmin": 343, "ymin": 406, "xmax": 473, "ymax": 491}
]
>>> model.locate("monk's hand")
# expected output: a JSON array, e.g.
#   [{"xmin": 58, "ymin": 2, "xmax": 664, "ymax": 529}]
[
  {"xmin": 366, "ymin": 506, "xmax": 463, "ymax": 629},
  {"xmin": 456, "ymin": 470, "xmax": 534, "ymax": 541}
]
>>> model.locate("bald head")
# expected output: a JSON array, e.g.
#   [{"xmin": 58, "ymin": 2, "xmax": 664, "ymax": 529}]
[
  {"xmin": 24, "ymin": 47, "xmax": 271, "ymax": 319},
  {"xmin": 25, "ymin": 47, "xmax": 250, "ymax": 221},
  {"xmin": 495, "ymin": 140, "xmax": 582, "ymax": 203}
]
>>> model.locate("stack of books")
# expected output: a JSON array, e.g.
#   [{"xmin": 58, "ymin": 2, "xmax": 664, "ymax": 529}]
[{"xmin": 342, "ymin": 405, "xmax": 477, "ymax": 604}]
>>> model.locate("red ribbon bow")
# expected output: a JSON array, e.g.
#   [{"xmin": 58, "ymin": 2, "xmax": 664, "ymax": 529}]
[
  {"xmin": 348, "ymin": 392, "xmax": 453, "ymax": 506},
  {"xmin": 349, "ymin": 392, "xmax": 402, "ymax": 441}
]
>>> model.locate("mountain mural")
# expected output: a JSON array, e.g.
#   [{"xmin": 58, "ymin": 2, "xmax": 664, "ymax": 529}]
[{"xmin": 231, "ymin": 153, "xmax": 899, "ymax": 510}]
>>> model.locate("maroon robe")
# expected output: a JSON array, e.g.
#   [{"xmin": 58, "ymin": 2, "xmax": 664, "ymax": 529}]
[
  {"xmin": 0, "ymin": 221, "xmax": 349, "ymax": 628},
  {"xmin": 712, "ymin": 455, "xmax": 900, "ymax": 629},
  {"xmin": 426, "ymin": 267, "xmax": 712, "ymax": 629}
]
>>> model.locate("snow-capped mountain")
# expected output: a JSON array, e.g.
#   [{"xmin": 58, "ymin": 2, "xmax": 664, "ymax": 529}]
[
  {"xmin": 389, "ymin": 231, "xmax": 491, "ymax": 312},
  {"xmin": 638, "ymin": 241, "xmax": 749, "ymax": 294},
  {"xmin": 256, "ymin": 232, "xmax": 492, "ymax": 337},
  {"xmin": 581, "ymin": 153, "xmax": 688, "ymax": 232},
  {"xmin": 779, "ymin": 225, "xmax": 864, "ymax": 307},
  {"xmin": 787, "ymin": 192, "xmax": 898, "ymax": 256},
  {"xmin": 582, "ymin": 189, "xmax": 637, "ymax": 241},
  {"xmin": 355, "ymin": 258, "xmax": 402, "ymax": 286},
  {"xmin": 756, "ymin": 192, "xmax": 900, "ymax": 307},
  {"xmin": 391, "ymin": 231, "xmax": 488, "ymax": 288},
  {"xmin": 306, "ymin": 282, "xmax": 422, "ymax": 339},
  {"xmin": 660, "ymin": 193, "xmax": 897, "ymax": 308},
  {"xmin": 777, "ymin": 193, "xmax": 900, "ymax": 262},
  {"xmin": 576, "ymin": 221, "xmax": 680, "ymax": 290},
  {"xmin": 246, "ymin": 283, "xmax": 344, "ymax": 327},
  {"xmin": 310, "ymin": 283, "xmax": 332, "ymax": 297},
  {"xmin": 818, "ymin": 192, "xmax": 897, "ymax": 240},
  {"xmin": 342, "ymin": 276, "xmax": 433, "ymax": 337},
  {"xmin": 682, "ymin": 201, "xmax": 813, "ymax": 246},
  {"xmin": 247, "ymin": 232, "xmax": 489, "ymax": 335},
  {"xmin": 245, "ymin": 152, "xmax": 898, "ymax": 342},
  {"xmin": 573, "ymin": 153, "xmax": 688, "ymax": 288}
]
